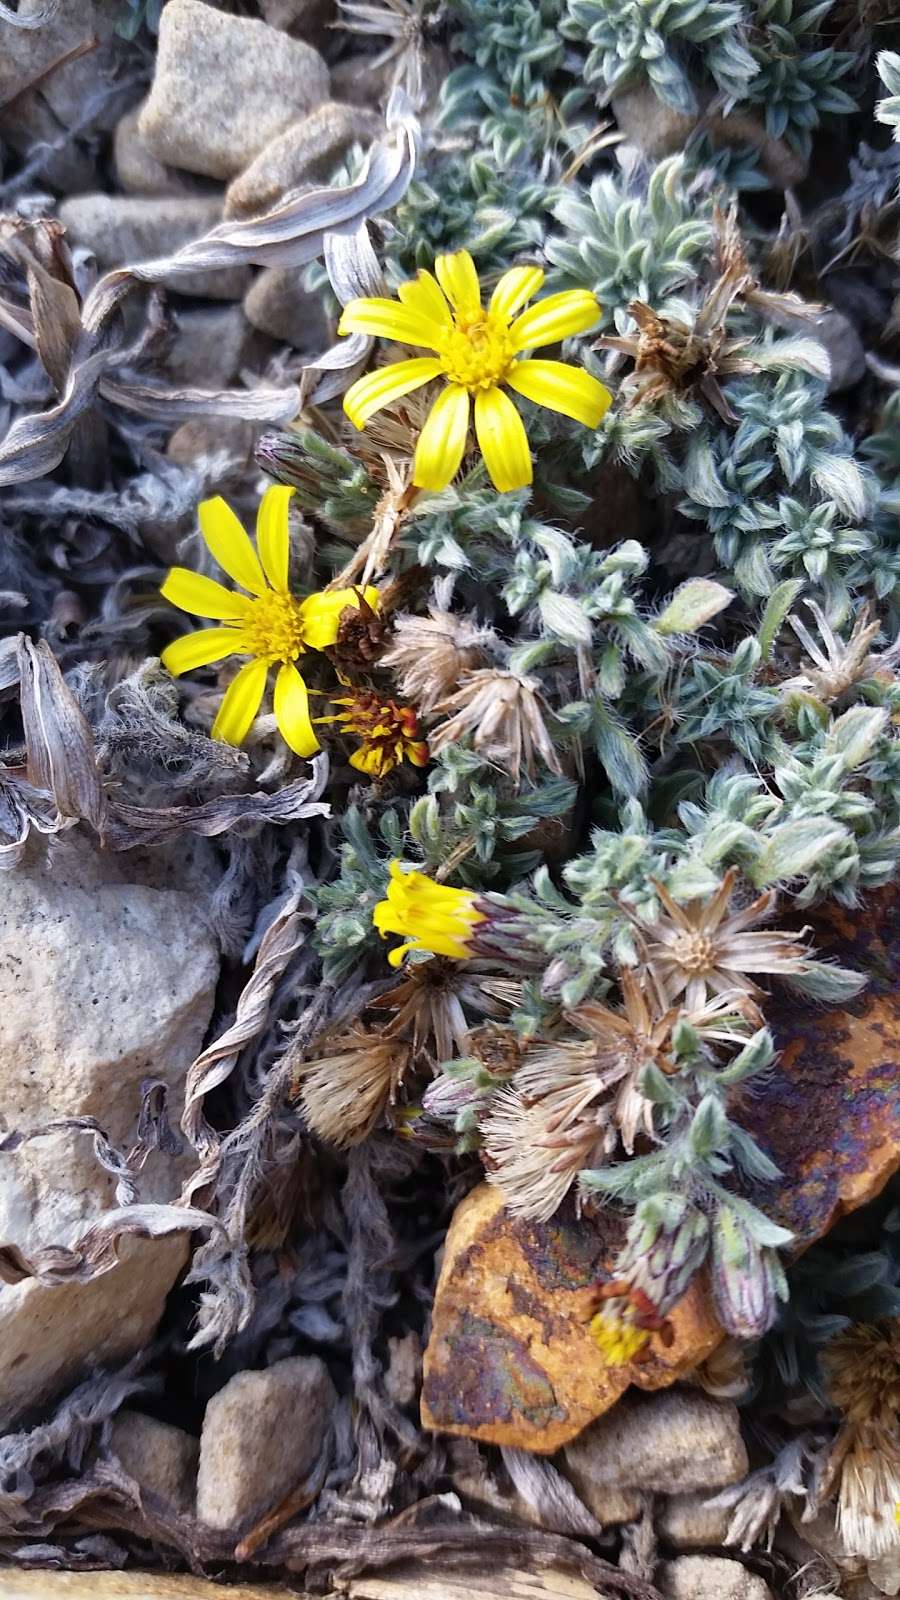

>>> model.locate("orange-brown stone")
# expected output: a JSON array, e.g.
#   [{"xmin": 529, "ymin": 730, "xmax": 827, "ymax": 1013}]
[{"xmin": 422, "ymin": 888, "xmax": 900, "ymax": 1450}]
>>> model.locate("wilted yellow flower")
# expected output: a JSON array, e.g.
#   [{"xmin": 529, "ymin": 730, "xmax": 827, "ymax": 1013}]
[
  {"xmin": 339, "ymin": 250, "xmax": 611, "ymax": 493},
  {"xmin": 160, "ymin": 486, "xmax": 377, "ymax": 756},
  {"xmin": 323, "ymin": 689, "xmax": 429, "ymax": 778},
  {"xmin": 589, "ymin": 1308, "xmax": 651, "ymax": 1366},
  {"xmin": 373, "ymin": 860, "xmax": 484, "ymax": 967}
]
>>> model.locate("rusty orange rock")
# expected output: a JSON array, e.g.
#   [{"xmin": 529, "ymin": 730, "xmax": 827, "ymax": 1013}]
[
  {"xmin": 422, "ymin": 888, "xmax": 900, "ymax": 1450},
  {"xmin": 420, "ymin": 1183, "xmax": 722, "ymax": 1452}
]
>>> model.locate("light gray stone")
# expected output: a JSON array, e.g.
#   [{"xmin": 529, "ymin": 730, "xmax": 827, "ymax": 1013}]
[
  {"xmin": 660, "ymin": 1556, "xmax": 773, "ymax": 1600},
  {"xmin": 109, "ymin": 1410, "xmax": 199, "ymax": 1511},
  {"xmin": 57, "ymin": 195, "xmax": 250, "ymax": 302},
  {"xmin": 114, "ymin": 104, "xmax": 193, "ymax": 197},
  {"xmin": 164, "ymin": 307, "xmax": 252, "ymax": 390},
  {"xmin": 224, "ymin": 102, "xmax": 383, "ymax": 218},
  {"xmin": 243, "ymin": 267, "xmax": 329, "ymax": 348},
  {"xmin": 801, "ymin": 310, "xmax": 866, "ymax": 393},
  {"xmin": 196, "ymin": 1355, "xmax": 337, "ymax": 1531},
  {"xmin": 140, "ymin": 0, "xmax": 330, "ymax": 181},
  {"xmin": 0, "ymin": 834, "xmax": 218, "ymax": 1425},
  {"xmin": 562, "ymin": 1390, "xmax": 748, "ymax": 1495},
  {"xmin": 658, "ymin": 1490, "xmax": 733, "ymax": 1548}
]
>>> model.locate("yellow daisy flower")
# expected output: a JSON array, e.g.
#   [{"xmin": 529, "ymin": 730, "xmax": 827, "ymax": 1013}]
[
  {"xmin": 373, "ymin": 860, "xmax": 485, "ymax": 967},
  {"xmin": 160, "ymin": 485, "xmax": 378, "ymax": 756},
  {"xmin": 338, "ymin": 250, "xmax": 611, "ymax": 493}
]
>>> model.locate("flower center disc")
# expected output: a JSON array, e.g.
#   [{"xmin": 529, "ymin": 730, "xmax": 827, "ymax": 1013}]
[
  {"xmin": 439, "ymin": 312, "xmax": 516, "ymax": 391},
  {"xmin": 670, "ymin": 930, "xmax": 719, "ymax": 976},
  {"xmin": 241, "ymin": 590, "xmax": 307, "ymax": 664}
]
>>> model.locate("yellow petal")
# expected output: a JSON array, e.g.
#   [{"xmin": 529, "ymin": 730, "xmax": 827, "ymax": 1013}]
[
  {"xmin": 211, "ymin": 657, "xmax": 268, "ymax": 746},
  {"xmin": 298, "ymin": 586, "xmax": 369, "ymax": 650},
  {"xmin": 412, "ymin": 385, "xmax": 471, "ymax": 492},
  {"xmin": 435, "ymin": 251, "xmax": 481, "ymax": 316},
  {"xmin": 337, "ymin": 297, "xmax": 443, "ymax": 350},
  {"xmin": 255, "ymin": 485, "xmax": 293, "ymax": 592},
  {"xmin": 343, "ymin": 357, "xmax": 443, "ymax": 430},
  {"xmin": 506, "ymin": 359, "xmax": 612, "ymax": 428},
  {"xmin": 161, "ymin": 567, "xmax": 251, "ymax": 621},
  {"xmin": 161, "ymin": 626, "xmax": 242, "ymax": 677},
  {"xmin": 489, "ymin": 265, "xmax": 545, "ymax": 325},
  {"xmin": 273, "ymin": 662, "xmax": 320, "ymax": 757},
  {"xmin": 509, "ymin": 290, "xmax": 601, "ymax": 353},
  {"xmin": 397, "ymin": 270, "xmax": 452, "ymax": 326},
  {"xmin": 474, "ymin": 386, "xmax": 532, "ymax": 492},
  {"xmin": 198, "ymin": 497, "xmax": 266, "ymax": 595}
]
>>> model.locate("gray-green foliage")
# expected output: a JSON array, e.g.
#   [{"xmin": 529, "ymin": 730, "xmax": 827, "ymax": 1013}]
[
  {"xmin": 563, "ymin": 0, "xmax": 756, "ymax": 115},
  {"xmin": 562, "ymin": 0, "xmax": 856, "ymax": 157},
  {"xmin": 582, "ymin": 1024, "xmax": 792, "ymax": 1337}
]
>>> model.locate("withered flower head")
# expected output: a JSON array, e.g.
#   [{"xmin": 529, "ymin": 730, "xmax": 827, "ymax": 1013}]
[
  {"xmin": 598, "ymin": 296, "xmax": 757, "ymax": 424},
  {"xmin": 381, "ymin": 607, "xmax": 492, "ymax": 715},
  {"xmin": 324, "ymin": 687, "xmax": 429, "ymax": 779},
  {"xmin": 328, "ymin": 586, "xmax": 392, "ymax": 673},
  {"xmin": 430, "ymin": 668, "xmax": 562, "ymax": 782},
  {"xmin": 295, "ymin": 1023, "xmax": 410, "ymax": 1148},
  {"xmin": 371, "ymin": 956, "xmax": 508, "ymax": 1064},
  {"xmin": 781, "ymin": 600, "xmax": 900, "ymax": 704},
  {"xmin": 482, "ymin": 970, "xmax": 670, "ymax": 1221},
  {"xmin": 821, "ymin": 1319, "xmax": 900, "ymax": 1558},
  {"xmin": 623, "ymin": 866, "xmax": 813, "ymax": 1020}
]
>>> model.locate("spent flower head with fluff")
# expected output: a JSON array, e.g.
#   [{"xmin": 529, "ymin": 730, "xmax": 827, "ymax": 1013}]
[
  {"xmin": 821, "ymin": 1320, "xmax": 900, "ymax": 1559},
  {"xmin": 430, "ymin": 668, "xmax": 562, "ymax": 782},
  {"xmin": 339, "ymin": 249, "xmax": 611, "ymax": 493},
  {"xmin": 295, "ymin": 1023, "xmax": 410, "ymax": 1148},
  {"xmin": 623, "ymin": 866, "xmax": 813, "ymax": 1019},
  {"xmin": 381, "ymin": 608, "xmax": 492, "ymax": 714},
  {"xmin": 160, "ymin": 485, "xmax": 378, "ymax": 756},
  {"xmin": 482, "ymin": 977, "xmax": 754, "ymax": 1220}
]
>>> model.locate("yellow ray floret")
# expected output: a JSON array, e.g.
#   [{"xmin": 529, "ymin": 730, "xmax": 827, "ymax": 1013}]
[
  {"xmin": 160, "ymin": 484, "xmax": 378, "ymax": 757},
  {"xmin": 339, "ymin": 250, "xmax": 611, "ymax": 494},
  {"xmin": 372, "ymin": 860, "xmax": 485, "ymax": 967}
]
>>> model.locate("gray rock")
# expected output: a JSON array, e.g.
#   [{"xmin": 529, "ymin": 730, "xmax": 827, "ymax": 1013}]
[
  {"xmin": 797, "ymin": 310, "xmax": 866, "ymax": 393},
  {"xmin": 330, "ymin": 51, "xmax": 397, "ymax": 108},
  {"xmin": 869, "ymin": 1554, "xmax": 900, "ymax": 1596},
  {"xmin": 611, "ymin": 81, "xmax": 807, "ymax": 188},
  {"xmin": 166, "ymin": 418, "xmax": 258, "ymax": 473},
  {"xmin": 140, "ymin": 0, "xmax": 330, "ymax": 180},
  {"xmin": 611, "ymin": 86, "xmax": 697, "ymax": 162},
  {"xmin": 243, "ymin": 267, "xmax": 329, "ymax": 348},
  {"xmin": 660, "ymin": 1556, "xmax": 773, "ymax": 1600},
  {"xmin": 109, "ymin": 1411, "xmax": 199, "ymax": 1512},
  {"xmin": 0, "ymin": 0, "xmax": 122, "ymax": 192},
  {"xmin": 164, "ymin": 307, "xmax": 252, "ymax": 390},
  {"xmin": 562, "ymin": 1390, "xmax": 748, "ymax": 1495},
  {"xmin": 114, "ymin": 105, "xmax": 193, "ymax": 197},
  {"xmin": 260, "ymin": 0, "xmax": 336, "ymax": 46},
  {"xmin": 0, "ymin": 835, "xmax": 218, "ymax": 1424},
  {"xmin": 658, "ymin": 1490, "xmax": 733, "ymax": 1549},
  {"xmin": 196, "ymin": 1355, "xmax": 337, "ymax": 1531},
  {"xmin": 224, "ymin": 101, "xmax": 383, "ymax": 218},
  {"xmin": 57, "ymin": 195, "xmax": 250, "ymax": 302}
]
